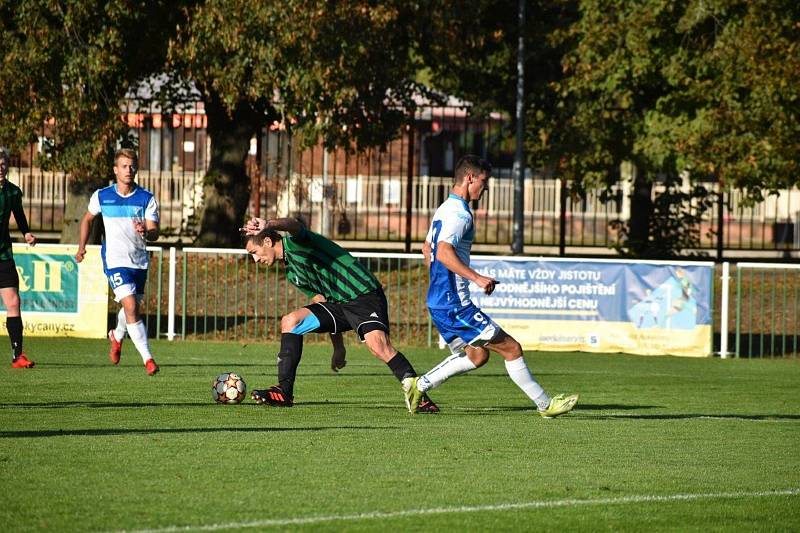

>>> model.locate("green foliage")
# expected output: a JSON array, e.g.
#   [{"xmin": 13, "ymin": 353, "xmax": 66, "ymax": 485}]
[
  {"xmin": 0, "ymin": 0, "xmax": 183, "ymax": 183},
  {"xmin": 526, "ymin": 0, "xmax": 800, "ymax": 255},
  {"xmin": 170, "ymin": 0, "xmax": 430, "ymax": 151},
  {"xmin": 417, "ymin": 0, "xmax": 578, "ymax": 119},
  {"xmin": 611, "ymin": 176, "xmax": 716, "ymax": 258}
]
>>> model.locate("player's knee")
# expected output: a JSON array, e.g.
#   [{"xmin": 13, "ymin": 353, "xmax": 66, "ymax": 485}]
[
  {"xmin": 4, "ymin": 293, "xmax": 20, "ymax": 312},
  {"xmin": 506, "ymin": 341, "xmax": 523, "ymax": 360},
  {"xmin": 471, "ymin": 351, "xmax": 490, "ymax": 367},
  {"xmin": 364, "ymin": 331, "xmax": 392, "ymax": 359},
  {"xmin": 280, "ymin": 313, "xmax": 301, "ymax": 333}
]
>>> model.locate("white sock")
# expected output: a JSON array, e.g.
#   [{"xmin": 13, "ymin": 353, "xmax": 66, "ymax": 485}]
[
  {"xmin": 504, "ymin": 357, "xmax": 550, "ymax": 410},
  {"xmin": 114, "ymin": 308, "xmax": 127, "ymax": 341},
  {"xmin": 417, "ymin": 351, "xmax": 477, "ymax": 393},
  {"xmin": 126, "ymin": 320, "xmax": 153, "ymax": 363}
]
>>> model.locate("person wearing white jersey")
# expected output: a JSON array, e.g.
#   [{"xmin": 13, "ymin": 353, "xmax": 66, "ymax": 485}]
[
  {"xmin": 403, "ymin": 155, "xmax": 578, "ymax": 418},
  {"xmin": 75, "ymin": 148, "xmax": 160, "ymax": 375}
]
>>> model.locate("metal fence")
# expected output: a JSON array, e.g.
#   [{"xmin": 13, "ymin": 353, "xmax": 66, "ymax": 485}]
[
  {"xmin": 139, "ymin": 248, "xmax": 432, "ymax": 348},
  {"xmin": 8, "ymin": 102, "xmax": 800, "ymax": 255},
  {"xmin": 733, "ymin": 263, "xmax": 800, "ymax": 357},
  {"xmin": 137, "ymin": 248, "xmax": 800, "ymax": 358}
]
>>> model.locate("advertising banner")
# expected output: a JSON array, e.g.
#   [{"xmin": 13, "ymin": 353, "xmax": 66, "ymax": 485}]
[
  {"xmin": 0, "ymin": 244, "xmax": 107, "ymax": 338},
  {"xmin": 470, "ymin": 258, "xmax": 713, "ymax": 357}
]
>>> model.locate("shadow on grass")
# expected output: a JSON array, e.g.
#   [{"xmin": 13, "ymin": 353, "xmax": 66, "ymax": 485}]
[
  {"xmin": 586, "ymin": 413, "xmax": 800, "ymax": 421},
  {"xmin": 440, "ymin": 403, "xmax": 661, "ymax": 415},
  {"xmin": 0, "ymin": 425, "xmax": 400, "ymax": 439},
  {"xmin": 0, "ymin": 401, "xmax": 223, "ymax": 409},
  {"xmin": 571, "ymin": 403, "xmax": 661, "ymax": 411}
]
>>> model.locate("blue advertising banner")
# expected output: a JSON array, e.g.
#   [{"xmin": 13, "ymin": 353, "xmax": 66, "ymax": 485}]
[{"xmin": 469, "ymin": 259, "xmax": 714, "ymax": 357}]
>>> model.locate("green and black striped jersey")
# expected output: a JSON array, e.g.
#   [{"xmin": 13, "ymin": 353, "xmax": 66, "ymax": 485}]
[
  {"xmin": 0, "ymin": 181, "xmax": 30, "ymax": 261},
  {"xmin": 282, "ymin": 228, "xmax": 381, "ymax": 303}
]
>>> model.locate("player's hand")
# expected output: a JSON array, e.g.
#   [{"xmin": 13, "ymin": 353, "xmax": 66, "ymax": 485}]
[
  {"xmin": 132, "ymin": 219, "xmax": 146, "ymax": 238},
  {"xmin": 75, "ymin": 248, "xmax": 86, "ymax": 263},
  {"xmin": 311, "ymin": 294, "xmax": 327, "ymax": 304},
  {"xmin": 240, "ymin": 217, "xmax": 267, "ymax": 235},
  {"xmin": 475, "ymin": 275, "xmax": 498, "ymax": 295},
  {"xmin": 331, "ymin": 348, "xmax": 347, "ymax": 372},
  {"xmin": 24, "ymin": 232, "xmax": 36, "ymax": 247}
]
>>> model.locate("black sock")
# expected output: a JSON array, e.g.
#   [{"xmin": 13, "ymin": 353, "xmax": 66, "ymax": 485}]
[
  {"xmin": 7, "ymin": 316, "xmax": 23, "ymax": 359},
  {"xmin": 277, "ymin": 333, "xmax": 303, "ymax": 398},
  {"xmin": 386, "ymin": 351, "xmax": 416, "ymax": 381}
]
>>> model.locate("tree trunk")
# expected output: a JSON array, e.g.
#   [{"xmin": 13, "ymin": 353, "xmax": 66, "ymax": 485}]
[
  {"xmin": 194, "ymin": 93, "xmax": 264, "ymax": 247},
  {"xmin": 626, "ymin": 167, "xmax": 653, "ymax": 257},
  {"xmin": 60, "ymin": 177, "xmax": 106, "ymax": 244}
]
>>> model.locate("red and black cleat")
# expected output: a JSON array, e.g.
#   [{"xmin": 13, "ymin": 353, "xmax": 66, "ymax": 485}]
[
  {"xmin": 415, "ymin": 394, "xmax": 439, "ymax": 414},
  {"xmin": 252, "ymin": 385, "xmax": 294, "ymax": 407},
  {"xmin": 10, "ymin": 353, "xmax": 35, "ymax": 369}
]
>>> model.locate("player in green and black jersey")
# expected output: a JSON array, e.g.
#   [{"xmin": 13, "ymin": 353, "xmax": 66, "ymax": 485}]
[
  {"xmin": 0, "ymin": 148, "xmax": 37, "ymax": 368},
  {"xmin": 242, "ymin": 216, "xmax": 437, "ymax": 413}
]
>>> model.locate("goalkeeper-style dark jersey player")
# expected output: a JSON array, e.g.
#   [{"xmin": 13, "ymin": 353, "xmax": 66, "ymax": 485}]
[
  {"xmin": 0, "ymin": 148, "xmax": 37, "ymax": 369},
  {"xmin": 242, "ymin": 216, "xmax": 437, "ymax": 413}
]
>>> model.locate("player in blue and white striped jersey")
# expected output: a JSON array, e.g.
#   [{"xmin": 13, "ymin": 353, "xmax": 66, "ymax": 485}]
[
  {"xmin": 75, "ymin": 148, "xmax": 160, "ymax": 375},
  {"xmin": 403, "ymin": 155, "xmax": 578, "ymax": 418}
]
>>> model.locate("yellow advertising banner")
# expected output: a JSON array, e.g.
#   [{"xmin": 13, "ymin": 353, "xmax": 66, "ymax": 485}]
[{"xmin": 0, "ymin": 244, "xmax": 107, "ymax": 338}]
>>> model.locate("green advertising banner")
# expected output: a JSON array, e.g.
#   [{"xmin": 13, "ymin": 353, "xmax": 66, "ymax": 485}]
[
  {"xmin": 0, "ymin": 244, "xmax": 107, "ymax": 338},
  {"xmin": 0, "ymin": 251, "xmax": 80, "ymax": 313}
]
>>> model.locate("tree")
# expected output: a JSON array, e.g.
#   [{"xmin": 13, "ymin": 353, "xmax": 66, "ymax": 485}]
[
  {"xmin": 0, "ymin": 0, "xmax": 186, "ymax": 242},
  {"xmin": 2, "ymin": 1, "xmax": 429, "ymax": 247},
  {"xmin": 170, "ymin": 0, "xmax": 428, "ymax": 246},
  {"xmin": 530, "ymin": 0, "xmax": 800, "ymax": 256}
]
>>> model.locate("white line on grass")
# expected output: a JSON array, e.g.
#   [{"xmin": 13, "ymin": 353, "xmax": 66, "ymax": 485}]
[{"xmin": 119, "ymin": 488, "xmax": 800, "ymax": 533}]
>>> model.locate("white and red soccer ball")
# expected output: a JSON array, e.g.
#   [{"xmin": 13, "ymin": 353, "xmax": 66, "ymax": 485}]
[{"xmin": 212, "ymin": 372, "xmax": 247, "ymax": 404}]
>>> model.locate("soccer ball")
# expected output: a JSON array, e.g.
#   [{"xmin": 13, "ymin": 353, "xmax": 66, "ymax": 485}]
[{"xmin": 212, "ymin": 372, "xmax": 247, "ymax": 404}]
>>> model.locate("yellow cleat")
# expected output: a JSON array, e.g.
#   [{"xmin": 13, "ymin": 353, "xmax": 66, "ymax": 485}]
[
  {"xmin": 539, "ymin": 393, "xmax": 579, "ymax": 418},
  {"xmin": 402, "ymin": 377, "xmax": 423, "ymax": 414}
]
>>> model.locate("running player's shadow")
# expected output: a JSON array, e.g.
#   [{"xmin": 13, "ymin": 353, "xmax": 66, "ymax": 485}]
[
  {"xmin": 574, "ymin": 403, "xmax": 661, "ymax": 411},
  {"xmin": 444, "ymin": 403, "xmax": 660, "ymax": 414},
  {"xmin": 590, "ymin": 413, "xmax": 800, "ymax": 421}
]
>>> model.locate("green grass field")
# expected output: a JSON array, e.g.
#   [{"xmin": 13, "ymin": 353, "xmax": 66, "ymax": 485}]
[{"xmin": 2, "ymin": 337, "xmax": 799, "ymax": 532}]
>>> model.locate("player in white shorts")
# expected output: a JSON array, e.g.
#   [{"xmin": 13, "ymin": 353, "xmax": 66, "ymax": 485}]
[
  {"xmin": 75, "ymin": 148, "xmax": 160, "ymax": 375},
  {"xmin": 403, "ymin": 155, "xmax": 578, "ymax": 418}
]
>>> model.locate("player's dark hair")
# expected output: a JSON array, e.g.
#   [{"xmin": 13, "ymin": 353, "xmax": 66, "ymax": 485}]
[
  {"xmin": 454, "ymin": 154, "xmax": 491, "ymax": 184},
  {"xmin": 244, "ymin": 228, "xmax": 282, "ymax": 247}
]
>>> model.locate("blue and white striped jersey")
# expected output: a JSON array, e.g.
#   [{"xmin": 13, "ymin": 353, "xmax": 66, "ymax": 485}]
[
  {"xmin": 425, "ymin": 193, "xmax": 475, "ymax": 310},
  {"xmin": 88, "ymin": 184, "xmax": 159, "ymax": 271}
]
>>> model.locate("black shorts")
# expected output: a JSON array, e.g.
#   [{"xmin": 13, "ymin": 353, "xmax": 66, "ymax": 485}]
[
  {"xmin": 0, "ymin": 259, "xmax": 19, "ymax": 289},
  {"xmin": 306, "ymin": 289, "xmax": 390, "ymax": 340}
]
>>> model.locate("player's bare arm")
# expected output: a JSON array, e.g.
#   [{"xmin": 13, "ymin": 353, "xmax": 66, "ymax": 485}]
[
  {"xmin": 242, "ymin": 217, "xmax": 304, "ymax": 237},
  {"xmin": 436, "ymin": 241, "xmax": 497, "ymax": 295},
  {"xmin": 422, "ymin": 240, "xmax": 432, "ymax": 265},
  {"xmin": 309, "ymin": 293, "xmax": 347, "ymax": 372},
  {"xmin": 75, "ymin": 211, "xmax": 96, "ymax": 263}
]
